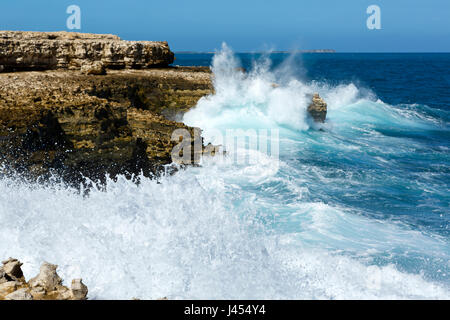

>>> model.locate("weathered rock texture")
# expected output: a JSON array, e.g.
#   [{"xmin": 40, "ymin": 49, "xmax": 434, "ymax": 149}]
[
  {"xmin": 0, "ymin": 67, "xmax": 213, "ymax": 183},
  {"xmin": 0, "ymin": 258, "xmax": 88, "ymax": 300},
  {"xmin": 0, "ymin": 31, "xmax": 324, "ymax": 183},
  {"xmin": 80, "ymin": 61, "xmax": 106, "ymax": 75},
  {"xmin": 307, "ymin": 93, "xmax": 327, "ymax": 123},
  {"xmin": 0, "ymin": 31, "xmax": 174, "ymax": 72}
]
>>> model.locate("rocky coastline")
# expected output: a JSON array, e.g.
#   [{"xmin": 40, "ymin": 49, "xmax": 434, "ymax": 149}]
[
  {"xmin": 0, "ymin": 31, "xmax": 328, "ymax": 300},
  {"xmin": 0, "ymin": 31, "xmax": 174, "ymax": 71},
  {"xmin": 0, "ymin": 31, "xmax": 213, "ymax": 184},
  {"xmin": 0, "ymin": 31, "xmax": 326, "ymax": 185}
]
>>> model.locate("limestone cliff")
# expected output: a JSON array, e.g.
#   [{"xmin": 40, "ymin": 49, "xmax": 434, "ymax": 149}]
[
  {"xmin": 0, "ymin": 31, "xmax": 213, "ymax": 183},
  {"xmin": 0, "ymin": 31, "xmax": 326, "ymax": 184},
  {"xmin": 0, "ymin": 31, "xmax": 174, "ymax": 72},
  {"xmin": 0, "ymin": 67, "xmax": 213, "ymax": 183}
]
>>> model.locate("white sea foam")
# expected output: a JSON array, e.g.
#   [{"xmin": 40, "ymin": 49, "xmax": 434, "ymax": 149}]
[
  {"xmin": 0, "ymin": 169, "xmax": 448, "ymax": 300},
  {"xmin": 184, "ymin": 44, "xmax": 439, "ymax": 143}
]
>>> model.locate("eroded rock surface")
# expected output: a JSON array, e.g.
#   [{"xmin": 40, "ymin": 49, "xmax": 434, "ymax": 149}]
[
  {"xmin": 0, "ymin": 31, "xmax": 174, "ymax": 72},
  {"xmin": 71, "ymin": 279, "xmax": 89, "ymax": 300},
  {"xmin": 2, "ymin": 258, "xmax": 24, "ymax": 281},
  {"xmin": 0, "ymin": 258, "xmax": 88, "ymax": 300},
  {"xmin": 0, "ymin": 31, "xmax": 216, "ymax": 183},
  {"xmin": 81, "ymin": 61, "xmax": 106, "ymax": 75},
  {"xmin": 28, "ymin": 262, "xmax": 63, "ymax": 291},
  {"xmin": 0, "ymin": 62, "xmax": 213, "ymax": 183},
  {"xmin": 307, "ymin": 93, "xmax": 327, "ymax": 123},
  {"xmin": 5, "ymin": 288, "xmax": 33, "ymax": 300}
]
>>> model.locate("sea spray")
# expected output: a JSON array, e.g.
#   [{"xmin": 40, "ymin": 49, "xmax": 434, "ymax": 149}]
[{"xmin": 0, "ymin": 171, "xmax": 448, "ymax": 299}]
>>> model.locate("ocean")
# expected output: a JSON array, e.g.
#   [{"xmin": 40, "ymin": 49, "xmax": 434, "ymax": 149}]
[{"xmin": 0, "ymin": 46, "xmax": 449, "ymax": 299}]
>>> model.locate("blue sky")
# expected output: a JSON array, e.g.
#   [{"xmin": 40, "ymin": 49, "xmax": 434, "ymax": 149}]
[{"xmin": 1, "ymin": 0, "xmax": 449, "ymax": 52}]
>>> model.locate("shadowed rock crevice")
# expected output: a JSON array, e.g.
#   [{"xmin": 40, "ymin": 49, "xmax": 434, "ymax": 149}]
[{"xmin": 22, "ymin": 110, "xmax": 72, "ymax": 152}]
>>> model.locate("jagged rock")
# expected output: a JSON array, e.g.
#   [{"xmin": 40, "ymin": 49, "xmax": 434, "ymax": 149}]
[
  {"xmin": 0, "ymin": 258, "xmax": 89, "ymax": 300},
  {"xmin": 0, "ymin": 268, "xmax": 7, "ymax": 284},
  {"xmin": 2, "ymin": 258, "xmax": 24, "ymax": 280},
  {"xmin": 29, "ymin": 286, "xmax": 46, "ymax": 299},
  {"xmin": 0, "ymin": 66, "xmax": 213, "ymax": 184},
  {"xmin": 307, "ymin": 93, "xmax": 327, "ymax": 123},
  {"xmin": 0, "ymin": 31, "xmax": 174, "ymax": 72},
  {"xmin": 0, "ymin": 281, "xmax": 21, "ymax": 296},
  {"xmin": 71, "ymin": 279, "xmax": 88, "ymax": 300},
  {"xmin": 5, "ymin": 288, "xmax": 33, "ymax": 300},
  {"xmin": 29, "ymin": 262, "xmax": 62, "ymax": 291},
  {"xmin": 80, "ymin": 61, "xmax": 106, "ymax": 75},
  {"xmin": 0, "ymin": 31, "xmax": 215, "ymax": 183},
  {"xmin": 54, "ymin": 286, "xmax": 73, "ymax": 300}
]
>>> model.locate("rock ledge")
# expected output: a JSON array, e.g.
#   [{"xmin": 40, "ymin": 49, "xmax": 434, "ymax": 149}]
[
  {"xmin": 0, "ymin": 31, "xmax": 174, "ymax": 72},
  {"xmin": 0, "ymin": 31, "xmax": 214, "ymax": 183}
]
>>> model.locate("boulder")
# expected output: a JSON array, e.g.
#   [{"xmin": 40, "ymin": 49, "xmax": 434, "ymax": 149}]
[
  {"xmin": 80, "ymin": 61, "xmax": 106, "ymax": 75},
  {"xmin": 71, "ymin": 279, "xmax": 88, "ymax": 300},
  {"xmin": 0, "ymin": 281, "xmax": 21, "ymax": 296},
  {"xmin": 2, "ymin": 258, "xmax": 24, "ymax": 280},
  {"xmin": 29, "ymin": 286, "xmax": 46, "ymax": 299},
  {"xmin": 29, "ymin": 262, "xmax": 62, "ymax": 291},
  {"xmin": 5, "ymin": 288, "xmax": 33, "ymax": 300},
  {"xmin": 0, "ymin": 258, "xmax": 90, "ymax": 300},
  {"xmin": 307, "ymin": 93, "xmax": 327, "ymax": 123}
]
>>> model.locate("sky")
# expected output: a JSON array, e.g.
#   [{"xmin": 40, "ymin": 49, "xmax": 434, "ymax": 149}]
[{"xmin": 0, "ymin": 0, "xmax": 449, "ymax": 52}]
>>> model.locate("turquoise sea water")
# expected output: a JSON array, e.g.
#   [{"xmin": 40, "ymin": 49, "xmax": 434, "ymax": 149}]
[
  {"xmin": 178, "ymin": 51, "xmax": 450, "ymax": 238},
  {"xmin": 0, "ymin": 48, "xmax": 449, "ymax": 299}
]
